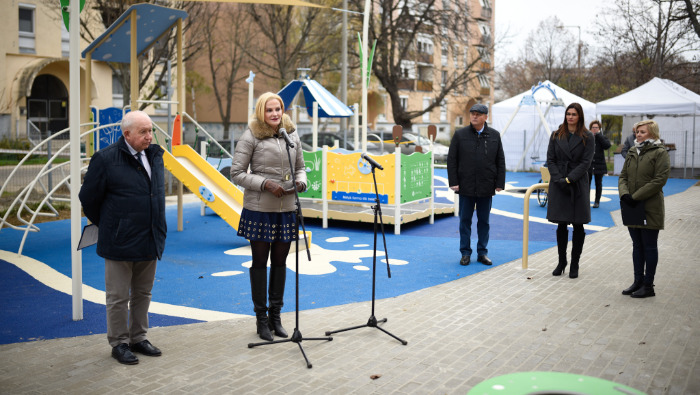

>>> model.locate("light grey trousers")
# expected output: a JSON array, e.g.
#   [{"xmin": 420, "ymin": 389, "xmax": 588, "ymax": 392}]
[{"xmin": 105, "ymin": 259, "xmax": 157, "ymax": 347}]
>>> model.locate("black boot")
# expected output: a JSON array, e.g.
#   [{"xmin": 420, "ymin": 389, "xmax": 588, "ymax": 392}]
[
  {"xmin": 631, "ymin": 284, "xmax": 655, "ymax": 298},
  {"xmin": 249, "ymin": 267, "xmax": 273, "ymax": 341},
  {"xmin": 622, "ymin": 280, "xmax": 643, "ymax": 295},
  {"xmin": 552, "ymin": 226, "xmax": 568, "ymax": 276},
  {"xmin": 569, "ymin": 228, "xmax": 585, "ymax": 279},
  {"xmin": 593, "ymin": 187, "xmax": 602, "ymax": 208},
  {"xmin": 268, "ymin": 266, "xmax": 288, "ymax": 338}
]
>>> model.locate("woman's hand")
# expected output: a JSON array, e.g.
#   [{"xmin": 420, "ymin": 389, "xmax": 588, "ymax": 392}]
[
  {"xmin": 264, "ymin": 180, "xmax": 285, "ymax": 198},
  {"xmin": 295, "ymin": 181, "xmax": 305, "ymax": 192}
]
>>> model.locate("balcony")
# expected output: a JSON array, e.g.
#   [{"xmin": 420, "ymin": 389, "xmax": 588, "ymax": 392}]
[
  {"xmin": 479, "ymin": 7, "xmax": 492, "ymax": 20},
  {"xmin": 397, "ymin": 79, "xmax": 433, "ymax": 92},
  {"xmin": 416, "ymin": 52, "xmax": 433, "ymax": 65}
]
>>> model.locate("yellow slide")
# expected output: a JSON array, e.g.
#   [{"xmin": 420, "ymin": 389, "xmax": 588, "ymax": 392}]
[{"xmin": 163, "ymin": 144, "xmax": 243, "ymax": 230}]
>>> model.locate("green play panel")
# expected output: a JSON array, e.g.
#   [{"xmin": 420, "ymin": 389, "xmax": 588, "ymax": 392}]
[{"xmin": 468, "ymin": 372, "xmax": 646, "ymax": 395}]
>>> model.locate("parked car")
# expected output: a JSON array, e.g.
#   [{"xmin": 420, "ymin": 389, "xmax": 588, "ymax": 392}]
[
  {"xmin": 403, "ymin": 133, "xmax": 449, "ymax": 162},
  {"xmin": 300, "ymin": 132, "xmax": 382, "ymax": 153},
  {"xmin": 367, "ymin": 133, "xmax": 417, "ymax": 155}
]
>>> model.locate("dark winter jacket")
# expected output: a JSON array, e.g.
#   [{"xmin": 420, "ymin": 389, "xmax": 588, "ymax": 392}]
[
  {"xmin": 589, "ymin": 132, "xmax": 611, "ymax": 175},
  {"xmin": 546, "ymin": 130, "xmax": 595, "ymax": 225},
  {"xmin": 447, "ymin": 123, "xmax": 506, "ymax": 197},
  {"xmin": 619, "ymin": 141, "xmax": 670, "ymax": 230},
  {"xmin": 79, "ymin": 136, "xmax": 167, "ymax": 261}
]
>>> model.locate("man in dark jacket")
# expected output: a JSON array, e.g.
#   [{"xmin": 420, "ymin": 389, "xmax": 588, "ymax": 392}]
[
  {"xmin": 447, "ymin": 104, "xmax": 506, "ymax": 266},
  {"xmin": 79, "ymin": 111, "xmax": 167, "ymax": 365}
]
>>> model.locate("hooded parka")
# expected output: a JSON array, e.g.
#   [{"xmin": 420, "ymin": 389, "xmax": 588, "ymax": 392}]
[
  {"xmin": 546, "ymin": 130, "xmax": 595, "ymax": 225},
  {"xmin": 618, "ymin": 141, "xmax": 670, "ymax": 230}
]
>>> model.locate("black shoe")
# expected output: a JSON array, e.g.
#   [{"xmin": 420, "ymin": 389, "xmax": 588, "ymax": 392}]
[
  {"xmin": 256, "ymin": 317, "xmax": 274, "ymax": 341},
  {"xmin": 552, "ymin": 262, "xmax": 567, "ymax": 276},
  {"xmin": 592, "ymin": 202, "xmax": 599, "ymax": 208},
  {"xmin": 622, "ymin": 281, "xmax": 643, "ymax": 295},
  {"xmin": 112, "ymin": 343, "xmax": 139, "ymax": 365},
  {"xmin": 631, "ymin": 284, "xmax": 655, "ymax": 298},
  {"xmin": 477, "ymin": 255, "xmax": 492, "ymax": 265},
  {"xmin": 130, "ymin": 340, "xmax": 162, "ymax": 357},
  {"xmin": 460, "ymin": 256, "xmax": 470, "ymax": 266}
]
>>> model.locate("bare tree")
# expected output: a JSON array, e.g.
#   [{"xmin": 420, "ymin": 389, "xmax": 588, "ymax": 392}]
[
  {"xmin": 192, "ymin": 3, "xmax": 252, "ymax": 139},
  {"xmin": 595, "ymin": 0, "xmax": 700, "ymax": 91},
  {"xmin": 79, "ymin": 0, "xmax": 204, "ymax": 110},
  {"xmin": 494, "ymin": 16, "xmax": 581, "ymax": 99},
  {"xmin": 241, "ymin": 3, "xmax": 342, "ymax": 89},
  {"xmin": 348, "ymin": 0, "xmax": 494, "ymax": 130}
]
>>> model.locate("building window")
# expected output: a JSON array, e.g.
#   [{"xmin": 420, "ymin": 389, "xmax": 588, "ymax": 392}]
[
  {"xmin": 478, "ymin": 74, "xmax": 490, "ymax": 89},
  {"xmin": 456, "ymin": 116, "xmax": 464, "ymax": 126},
  {"xmin": 400, "ymin": 60, "xmax": 416, "ymax": 79},
  {"xmin": 478, "ymin": 47, "xmax": 491, "ymax": 63},
  {"xmin": 417, "ymin": 34, "xmax": 433, "ymax": 55},
  {"xmin": 479, "ymin": 0, "xmax": 491, "ymax": 8},
  {"xmin": 61, "ymin": 23, "xmax": 69, "ymax": 57},
  {"xmin": 400, "ymin": 96, "xmax": 408, "ymax": 110},
  {"xmin": 422, "ymin": 97, "xmax": 431, "ymax": 122},
  {"xmin": 440, "ymin": 100, "xmax": 447, "ymax": 122},
  {"xmin": 19, "ymin": 4, "xmax": 36, "ymax": 54},
  {"xmin": 441, "ymin": 70, "xmax": 447, "ymax": 87},
  {"xmin": 112, "ymin": 74, "xmax": 124, "ymax": 108},
  {"xmin": 441, "ymin": 42, "xmax": 448, "ymax": 66}
]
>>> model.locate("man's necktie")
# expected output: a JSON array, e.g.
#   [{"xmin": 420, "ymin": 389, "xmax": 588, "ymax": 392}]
[{"xmin": 135, "ymin": 151, "xmax": 152, "ymax": 179}]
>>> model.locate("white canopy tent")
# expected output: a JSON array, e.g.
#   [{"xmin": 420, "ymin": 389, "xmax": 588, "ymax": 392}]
[
  {"xmin": 492, "ymin": 81, "xmax": 596, "ymax": 171},
  {"xmin": 596, "ymin": 78, "xmax": 700, "ymax": 176}
]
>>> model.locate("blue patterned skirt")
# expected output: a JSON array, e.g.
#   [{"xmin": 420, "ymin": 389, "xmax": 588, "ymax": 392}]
[{"xmin": 237, "ymin": 208, "xmax": 297, "ymax": 242}]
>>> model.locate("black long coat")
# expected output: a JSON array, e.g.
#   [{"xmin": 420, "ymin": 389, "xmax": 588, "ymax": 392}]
[
  {"xmin": 79, "ymin": 136, "xmax": 167, "ymax": 261},
  {"xmin": 546, "ymin": 131, "xmax": 595, "ymax": 225},
  {"xmin": 589, "ymin": 132, "xmax": 611, "ymax": 175}
]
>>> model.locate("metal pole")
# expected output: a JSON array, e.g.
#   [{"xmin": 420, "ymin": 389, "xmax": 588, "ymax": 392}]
[
  {"xmin": 69, "ymin": 0, "xmax": 83, "ymax": 320},
  {"xmin": 361, "ymin": 0, "xmax": 370, "ymax": 152},
  {"xmin": 167, "ymin": 60, "xmax": 173, "ymax": 195},
  {"xmin": 340, "ymin": 0, "xmax": 348, "ymax": 135}
]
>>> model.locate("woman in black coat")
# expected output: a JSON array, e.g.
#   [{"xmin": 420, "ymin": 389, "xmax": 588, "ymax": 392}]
[
  {"xmin": 588, "ymin": 120, "xmax": 611, "ymax": 208},
  {"xmin": 546, "ymin": 103, "xmax": 594, "ymax": 278}
]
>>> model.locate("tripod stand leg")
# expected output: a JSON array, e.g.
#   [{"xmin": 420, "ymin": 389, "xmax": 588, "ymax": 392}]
[
  {"xmin": 376, "ymin": 326, "xmax": 408, "ymax": 345},
  {"xmin": 325, "ymin": 323, "xmax": 369, "ymax": 336}
]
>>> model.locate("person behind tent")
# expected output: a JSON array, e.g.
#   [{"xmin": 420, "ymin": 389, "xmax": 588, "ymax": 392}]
[
  {"xmin": 618, "ymin": 119, "xmax": 670, "ymax": 298},
  {"xmin": 230, "ymin": 92, "xmax": 306, "ymax": 341},
  {"xmin": 546, "ymin": 103, "xmax": 594, "ymax": 279},
  {"xmin": 588, "ymin": 120, "xmax": 611, "ymax": 208}
]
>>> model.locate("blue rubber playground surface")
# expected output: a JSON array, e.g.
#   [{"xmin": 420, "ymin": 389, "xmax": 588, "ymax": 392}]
[{"xmin": 0, "ymin": 171, "xmax": 695, "ymax": 344}]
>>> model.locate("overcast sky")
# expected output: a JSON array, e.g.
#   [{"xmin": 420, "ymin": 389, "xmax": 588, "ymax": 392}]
[{"xmin": 494, "ymin": 0, "xmax": 608, "ymax": 65}]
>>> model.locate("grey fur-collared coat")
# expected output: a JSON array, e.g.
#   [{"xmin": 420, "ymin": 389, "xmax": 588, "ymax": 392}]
[{"xmin": 230, "ymin": 114, "xmax": 306, "ymax": 213}]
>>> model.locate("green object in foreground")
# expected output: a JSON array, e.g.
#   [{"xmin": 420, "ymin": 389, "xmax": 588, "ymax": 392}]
[{"xmin": 468, "ymin": 372, "xmax": 646, "ymax": 395}]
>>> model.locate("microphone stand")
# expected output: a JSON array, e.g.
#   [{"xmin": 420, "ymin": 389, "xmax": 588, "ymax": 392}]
[
  {"xmin": 247, "ymin": 135, "xmax": 332, "ymax": 368},
  {"xmin": 325, "ymin": 162, "xmax": 407, "ymax": 345}
]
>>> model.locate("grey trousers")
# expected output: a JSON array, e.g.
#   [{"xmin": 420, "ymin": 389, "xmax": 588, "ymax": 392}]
[{"xmin": 105, "ymin": 259, "xmax": 157, "ymax": 347}]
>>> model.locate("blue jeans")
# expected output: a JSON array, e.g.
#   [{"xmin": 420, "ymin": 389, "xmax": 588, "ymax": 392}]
[
  {"xmin": 459, "ymin": 195, "xmax": 492, "ymax": 257},
  {"xmin": 628, "ymin": 227, "xmax": 659, "ymax": 285}
]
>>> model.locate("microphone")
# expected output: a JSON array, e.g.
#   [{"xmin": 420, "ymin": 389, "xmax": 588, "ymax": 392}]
[
  {"xmin": 279, "ymin": 127, "xmax": 294, "ymax": 148},
  {"xmin": 361, "ymin": 153, "xmax": 383, "ymax": 170}
]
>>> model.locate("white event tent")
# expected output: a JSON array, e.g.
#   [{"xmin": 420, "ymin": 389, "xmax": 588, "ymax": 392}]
[
  {"xmin": 491, "ymin": 81, "xmax": 596, "ymax": 171},
  {"xmin": 596, "ymin": 77, "xmax": 700, "ymax": 174}
]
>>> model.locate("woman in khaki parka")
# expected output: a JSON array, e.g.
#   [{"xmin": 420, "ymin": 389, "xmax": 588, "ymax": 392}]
[{"xmin": 618, "ymin": 120, "xmax": 670, "ymax": 298}]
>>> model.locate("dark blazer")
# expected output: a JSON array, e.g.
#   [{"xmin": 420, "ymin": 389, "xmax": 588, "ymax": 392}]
[
  {"xmin": 79, "ymin": 136, "xmax": 167, "ymax": 261},
  {"xmin": 546, "ymin": 130, "xmax": 595, "ymax": 224},
  {"xmin": 589, "ymin": 132, "xmax": 611, "ymax": 175},
  {"xmin": 447, "ymin": 123, "xmax": 506, "ymax": 197}
]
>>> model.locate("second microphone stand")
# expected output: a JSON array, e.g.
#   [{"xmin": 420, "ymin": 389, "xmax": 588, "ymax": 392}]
[
  {"xmin": 325, "ymin": 159, "xmax": 407, "ymax": 345},
  {"xmin": 247, "ymin": 133, "xmax": 332, "ymax": 368}
]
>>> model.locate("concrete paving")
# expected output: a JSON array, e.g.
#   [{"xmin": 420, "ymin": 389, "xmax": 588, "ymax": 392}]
[{"xmin": 1, "ymin": 185, "xmax": 698, "ymax": 394}]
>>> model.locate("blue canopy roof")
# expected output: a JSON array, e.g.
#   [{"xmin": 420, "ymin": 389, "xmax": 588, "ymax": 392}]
[
  {"xmin": 82, "ymin": 4, "xmax": 188, "ymax": 63},
  {"xmin": 278, "ymin": 79, "xmax": 354, "ymax": 118}
]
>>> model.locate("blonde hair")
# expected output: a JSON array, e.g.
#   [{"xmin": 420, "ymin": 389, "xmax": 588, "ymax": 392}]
[
  {"xmin": 254, "ymin": 92, "xmax": 285, "ymax": 125},
  {"xmin": 634, "ymin": 120, "xmax": 660, "ymax": 140}
]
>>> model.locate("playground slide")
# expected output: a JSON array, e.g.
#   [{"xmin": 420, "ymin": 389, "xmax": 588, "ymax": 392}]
[{"xmin": 163, "ymin": 144, "xmax": 243, "ymax": 230}]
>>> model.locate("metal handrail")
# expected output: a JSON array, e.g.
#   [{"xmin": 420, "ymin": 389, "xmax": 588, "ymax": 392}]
[
  {"xmin": 181, "ymin": 112, "xmax": 232, "ymax": 160},
  {"xmin": 522, "ymin": 182, "xmax": 549, "ymax": 269}
]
